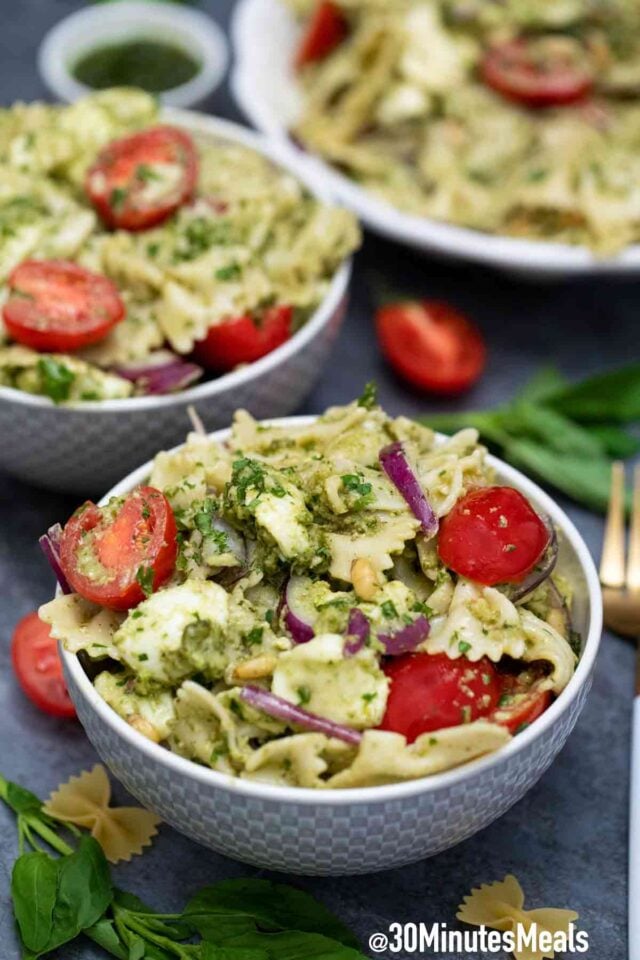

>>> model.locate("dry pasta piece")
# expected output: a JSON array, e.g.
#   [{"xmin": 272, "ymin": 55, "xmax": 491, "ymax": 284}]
[
  {"xmin": 457, "ymin": 874, "xmax": 578, "ymax": 960},
  {"xmin": 43, "ymin": 764, "xmax": 160, "ymax": 863}
]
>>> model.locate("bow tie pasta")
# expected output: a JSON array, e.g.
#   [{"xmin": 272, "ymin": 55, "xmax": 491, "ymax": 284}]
[{"xmin": 42, "ymin": 394, "xmax": 580, "ymax": 789}]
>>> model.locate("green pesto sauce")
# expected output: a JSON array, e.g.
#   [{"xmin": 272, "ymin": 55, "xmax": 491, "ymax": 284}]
[{"xmin": 72, "ymin": 39, "xmax": 200, "ymax": 93}]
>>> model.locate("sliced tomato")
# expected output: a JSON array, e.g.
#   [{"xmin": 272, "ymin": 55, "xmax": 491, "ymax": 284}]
[
  {"xmin": 481, "ymin": 38, "xmax": 593, "ymax": 108},
  {"xmin": 191, "ymin": 304, "xmax": 293, "ymax": 372},
  {"xmin": 376, "ymin": 300, "xmax": 486, "ymax": 396},
  {"xmin": 12, "ymin": 612, "xmax": 76, "ymax": 718},
  {"xmin": 438, "ymin": 486, "xmax": 550, "ymax": 587},
  {"xmin": 3, "ymin": 260, "xmax": 125, "ymax": 352},
  {"xmin": 491, "ymin": 675, "xmax": 552, "ymax": 734},
  {"xmin": 86, "ymin": 126, "xmax": 198, "ymax": 231},
  {"xmin": 295, "ymin": 1, "xmax": 348, "ymax": 70},
  {"xmin": 59, "ymin": 486, "xmax": 178, "ymax": 611},
  {"xmin": 379, "ymin": 652, "xmax": 501, "ymax": 743}
]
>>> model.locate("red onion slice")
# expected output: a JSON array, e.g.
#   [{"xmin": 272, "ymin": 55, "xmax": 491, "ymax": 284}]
[
  {"xmin": 379, "ymin": 615, "xmax": 430, "ymax": 656},
  {"xmin": 508, "ymin": 524, "xmax": 558, "ymax": 603},
  {"xmin": 39, "ymin": 524, "xmax": 72, "ymax": 595},
  {"xmin": 379, "ymin": 442, "xmax": 438, "ymax": 537},
  {"xmin": 344, "ymin": 608, "xmax": 369, "ymax": 656},
  {"xmin": 240, "ymin": 685, "xmax": 362, "ymax": 746},
  {"xmin": 113, "ymin": 351, "xmax": 203, "ymax": 395},
  {"xmin": 283, "ymin": 576, "xmax": 316, "ymax": 644}
]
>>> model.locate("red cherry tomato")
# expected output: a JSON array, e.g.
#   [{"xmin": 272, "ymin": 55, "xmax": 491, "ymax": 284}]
[
  {"xmin": 379, "ymin": 652, "xmax": 501, "ymax": 743},
  {"xmin": 86, "ymin": 126, "xmax": 198, "ymax": 231},
  {"xmin": 12, "ymin": 612, "xmax": 76, "ymax": 718},
  {"xmin": 3, "ymin": 260, "xmax": 125, "ymax": 352},
  {"xmin": 59, "ymin": 486, "xmax": 178, "ymax": 611},
  {"xmin": 376, "ymin": 300, "xmax": 486, "ymax": 396},
  {"xmin": 481, "ymin": 38, "xmax": 593, "ymax": 108},
  {"xmin": 438, "ymin": 486, "xmax": 550, "ymax": 587},
  {"xmin": 295, "ymin": 1, "xmax": 348, "ymax": 70},
  {"xmin": 491, "ymin": 676, "xmax": 552, "ymax": 734},
  {"xmin": 191, "ymin": 305, "xmax": 293, "ymax": 372}
]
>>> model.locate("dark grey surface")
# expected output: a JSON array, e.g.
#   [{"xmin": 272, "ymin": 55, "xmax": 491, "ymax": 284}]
[{"xmin": 0, "ymin": 2, "xmax": 634, "ymax": 957}]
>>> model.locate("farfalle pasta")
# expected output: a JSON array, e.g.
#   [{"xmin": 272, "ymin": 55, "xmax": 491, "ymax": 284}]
[{"xmin": 42, "ymin": 395, "xmax": 579, "ymax": 789}]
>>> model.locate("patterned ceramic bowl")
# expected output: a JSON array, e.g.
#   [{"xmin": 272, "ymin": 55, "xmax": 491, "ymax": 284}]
[
  {"xmin": 60, "ymin": 419, "xmax": 602, "ymax": 876},
  {"xmin": 0, "ymin": 112, "xmax": 351, "ymax": 495}
]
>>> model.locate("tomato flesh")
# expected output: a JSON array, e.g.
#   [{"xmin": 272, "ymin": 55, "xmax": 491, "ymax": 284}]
[
  {"xmin": 191, "ymin": 304, "xmax": 293, "ymax": 372},
  {"xmin": 379, "ymin": 652, "xmax": 501, "ymax": 743},
  {"xmin": 295, "ymin": 1, "xmax": 347, "ymax": 70},
  {"xmin": 12, "ymin": 612, "xmax": 76, "ymax": 718},
  {"xmin": 3, "ymin": 260, "xmax": 125, "ymax": 352},
  {"xmin": 481, "ymin": 38, "xmax": 593, "ymax": 108},
  {"xmin": 376, "ymin": 300, "xmax": 486, "ymax": 396},
  {"xmin": 491, "ymin": 675, "xmax": 552, "ymax": 734},
  {"xmin": 438, "ymin": 486, "xmax": 550, "ymax": 586},
  {"xmin": 86, "ymin": 126, "xmax": 198, "ymax": 231},
  {"xmin": 59, "ymin": 486, "xmax": 178, "ymax": 610}
]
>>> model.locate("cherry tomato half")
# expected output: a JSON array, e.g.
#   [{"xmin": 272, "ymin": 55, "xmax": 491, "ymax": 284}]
[
  {"xmin": 86, "ymin": 126, "xmax": 198, "ymax": 231},
  {"xmin": 491, "ymin": 675, "xmax": 552, "ymax": 734},
  {"xmin": 295, "ymin": 1, "xmax": 348, "ymax": 70},
  {"xmin": 12, "ymin": 612, "xmax": 76, "ymax": 718},
  {"xmin": 481, "ymin": 38, "xmax": 593, "ymax": 109},
  {"xmin": 59, "ymin": 486, "xmax": 178, "ymax": 611},
  {"xmin": 438, "ymin": 486, "xmax": 550, "ymax": 587},
  {"xmin": 376, "ymin": 300, "xmax": 486, "ymax": 396},
  {"xmin": 379, "ymin": 652, "xmax": 501, "ymax": 743},
  {"xmin": 191, "ymin": 304, "xmax": 293, "ymax": 372},
  {"xmin": 3, "ymin": 260, "xmax": 125, "ymax": 352}
]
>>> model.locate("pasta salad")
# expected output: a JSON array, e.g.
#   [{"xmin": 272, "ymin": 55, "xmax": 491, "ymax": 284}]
[
  {"xmin": 40, "ymin": 393, "xmax": 579, "ymax": 789},
  {"xmin": 0, "ymin": 89, "xmax": 359, "ymax": 403},
  {"xmin": 287, "ymin": 0, "xmax": 640, "ymax": 254}
]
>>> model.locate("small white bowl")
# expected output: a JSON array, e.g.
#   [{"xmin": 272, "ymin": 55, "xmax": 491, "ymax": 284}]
[
  {"xmin": 230, "ymin": 0, "xmax": 640, "ymax": 277},
  {"xmin": 0, "ymin": 111, "xmax": 351, "ymax": 494},
  {"xmin": 38, "ymin": 1, "xmax": 228, "ymax": 108},
  {"xmin": 60, "ymin": 423, "xmax": 602, "ymax": 875}
]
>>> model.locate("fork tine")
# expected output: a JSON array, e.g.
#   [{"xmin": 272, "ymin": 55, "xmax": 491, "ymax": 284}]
[
  {"xmin": 600, "ymin": 461, "xmax": 626, "ymax": 588},
  {"xmin": 627, "ymin": 464, "xmax": 640, "ymax": 593}
]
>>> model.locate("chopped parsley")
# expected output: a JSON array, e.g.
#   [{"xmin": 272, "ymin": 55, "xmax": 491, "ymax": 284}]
[
  {"xmin": 37, "ymin": 357, "xmax": 75, "ymax": 403},
  {"xmin": 458, "ymin": 640, "xmax": 472, "ymax": 655},
  {"xmin": 135, "ymin": 565, "xmax": 154, "ymax": 598},
  {"xmin": 110, "ymin": 186, "xmax": 128, "ymax": 211},
  {"xmin": 380, "ymin": 600, "xmax": 398, "ymax": 619},
  {"xmin": 297, "ymin": 685, "xmax": 312, "ymax": 706},
  {"xmin": 215, "ymin": 263, "xmax": 242, "ymax": 281},
  {"xmin": 340, "ymin": 474, "xmax": 373, "ymax": 510},
  {"xmin": 245, "ymin": 626, "xmax": 264, "ymax": 647},
  {"xmin": 357, "ymin": 381, "xmax": 378, "ymax": 409}
]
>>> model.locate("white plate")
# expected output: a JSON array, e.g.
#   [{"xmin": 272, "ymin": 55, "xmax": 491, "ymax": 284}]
[{"xmin": 230, "ymin": 0, "xmax": 640, "ymax": 277}]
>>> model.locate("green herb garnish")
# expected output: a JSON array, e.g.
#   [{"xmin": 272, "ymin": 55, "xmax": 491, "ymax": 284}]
[
  {"xmin": 37, "ymin": 358, "xmax": 75, "ymax": 403},
  {"xmin": 135, "ymin": 565, "xmax": 154, "ymax": 598}
]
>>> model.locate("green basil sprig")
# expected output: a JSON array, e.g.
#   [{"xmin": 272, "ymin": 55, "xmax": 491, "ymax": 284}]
[
  {"xmin": 420, "ymin": 364, "xmax": 640, "ymax": 514},
  {"xmin": 0, "ymin": 773, "xmax": 366, "ymax": 960}
]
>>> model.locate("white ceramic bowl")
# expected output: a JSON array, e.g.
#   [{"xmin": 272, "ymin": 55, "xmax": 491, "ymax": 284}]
[
  {"xmin": 0, "ymin": 111, "xmax": 351, "ymax": 495},
  {"xmin": 38, "ymin": 1, "xmax": 228, "ymax": 109},
  {"xmin": 231, "ymin": 0, "xmax": 640, "ymax": 277},
  {"xmin": 60, "ymin": 419, "xmax": 602, "ymax": 876}
]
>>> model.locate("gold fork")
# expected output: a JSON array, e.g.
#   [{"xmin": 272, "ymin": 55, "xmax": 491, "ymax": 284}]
[{"xmin": 599, "ymin": 461, "xmax": 640, "ymax": 957}]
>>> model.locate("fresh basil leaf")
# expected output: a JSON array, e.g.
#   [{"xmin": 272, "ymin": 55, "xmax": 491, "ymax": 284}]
[
  {"xmin": 5, "ymin": 781, "xmax": 42, "ymax": 816},
  {"xmin": 114, "ymin": 888, "xmax": 192, "ymax": 940},
  {"xmin": 11, "ymin": 852, "xmax": 58, "ymax": 954},
  {"xmin": 54, "ymin": 836, "xmax": 113, "ymax": 937},
  {"xmin": 547, "ymin": 363, "xmax": 640, "ymax": 423},
  {"xmin": 85, "ymin": 918, "xmax": 129, "ymax": 960},
  {"xmin": 215, "ymin": 930, "xmax": 368, "ymax": 960},
  {"xmin": 510, "ymin": 403, "xmax": 605, "ymax": 458},
  {"xmin": 514, "ymin": 366, "xmax": 567, "ymax": 404},
  {"xmin": 200, "ymin": 946, "xmax": 269, "ymax": 960},
  {"xmin": 184, "ymin": 880, "xmax": 359, "ymax": 950},
  {"xmin": 504, "ymin": 438, "xmax": 629, "ymax": 514},
  {"xmin": 583, "ymin": 424, "xmax": 640, "ymax": 459}
]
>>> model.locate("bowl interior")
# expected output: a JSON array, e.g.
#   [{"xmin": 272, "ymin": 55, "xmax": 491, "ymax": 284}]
[
  {"xmin": 230, "ymin": 0, "xmax": 640, "ymax": 275},
  {"xmin": 60, "ymin": 417, "xmax": 603, "ymax": 806},
  {"xmin": 0, "ymin": 109, "xmax": 351, "ymax": 415}
]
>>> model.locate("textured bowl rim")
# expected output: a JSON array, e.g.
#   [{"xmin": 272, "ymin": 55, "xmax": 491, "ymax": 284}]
[
  {"xmin": 37, "ymin": 1, "xmax": 229, "ymax": 109},
  {"xmin": 60, "ymin": 417, "xmax": 603, "ymax": 807},
  {"xmin": 230, "ymin": 0, "xmax": 640, "ymax": 276},
  {"xmin": 0, "ymin": 108, "xmax": 352, "ymax": 414}
]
